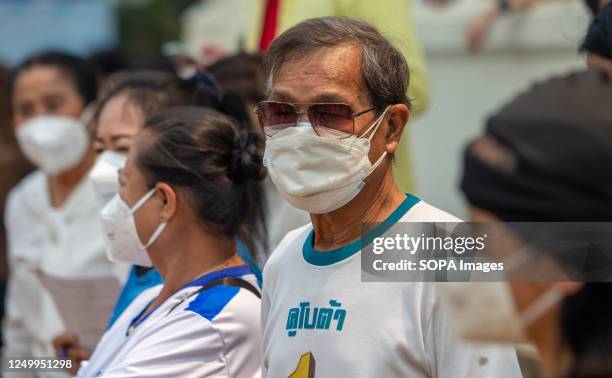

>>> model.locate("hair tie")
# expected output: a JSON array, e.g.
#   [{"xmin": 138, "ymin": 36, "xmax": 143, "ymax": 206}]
[{"xmin": 191, "ymin": 70, "xmax": 223, "ymax": 107}]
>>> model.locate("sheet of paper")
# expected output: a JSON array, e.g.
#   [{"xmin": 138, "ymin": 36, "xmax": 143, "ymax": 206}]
[{"xmin": 37, "ymin": 271, "xmax": 121, "ymax": 350}]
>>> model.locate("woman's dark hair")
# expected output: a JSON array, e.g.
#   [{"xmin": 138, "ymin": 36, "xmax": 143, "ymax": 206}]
[
  {"xmin": 561, "ymin": 283, "xmax": 612, "ymax": 377},
  {"xmin": 94, "ymin": 70, "xmax": 252, "ymax": 131},
  {"xmin": 208, "ymin": 53, "xmax": 266, "ymax": 105},
  {"xmin": 94, "ymin": 70, "xmax": 192, "ymax": 125},
  {"xmin": 137, "ymin": 106, "xmax": 267, "ymax": 260},
  {"xmin": 89, "ymin": 49, "xmax": 130, "ymax": 78},
  {"xmin": 9, "ymin": 51, "xmax": 98, "ymax": 104}
]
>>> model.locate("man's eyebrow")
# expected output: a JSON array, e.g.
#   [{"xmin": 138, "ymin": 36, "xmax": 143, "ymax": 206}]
[
  {"xmin": 268, "ymin": 89, "xmax": 292, "ymax": 101},
  {"xmin": 269, "ymin": 89, "xmax": 354, "ymax": 106},
  {"xmin": 308, "ymin": 93, "xmax": 351, "ymax": 105}
]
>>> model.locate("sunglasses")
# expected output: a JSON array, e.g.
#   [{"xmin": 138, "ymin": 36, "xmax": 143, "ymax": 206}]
[{"xmin": 254, "ymin": 101, "xmax": 379, "ymax": 139}]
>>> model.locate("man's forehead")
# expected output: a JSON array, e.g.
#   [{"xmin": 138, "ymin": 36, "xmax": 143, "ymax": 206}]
[{"xmin": 270, "ymin": 44, "xmax": 367, "ymax": 104}]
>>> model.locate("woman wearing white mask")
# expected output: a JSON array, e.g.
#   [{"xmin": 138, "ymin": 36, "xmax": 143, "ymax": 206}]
[
  {"xmin": 445, "ymin": 71, "xmax": 612, "ymax": 378},
  {"xmin": 77, "ymin": 106, "xmax": 263, "ymax": 377},
  {"xmin": 90, "ymin": 71, "xmax": 191, "ymax": 328},
  {"xmin": 89, "ymin": 70, "xmax": 266, "ymax": 323},
  {"xmin": 3, "ymin": 51, "xmax": 121, "ymax": 377}
]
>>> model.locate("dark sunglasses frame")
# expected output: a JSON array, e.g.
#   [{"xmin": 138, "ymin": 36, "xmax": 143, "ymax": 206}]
[{"xmin": 254, "ymin": 101, "xmax": 379, "ymax": 139}]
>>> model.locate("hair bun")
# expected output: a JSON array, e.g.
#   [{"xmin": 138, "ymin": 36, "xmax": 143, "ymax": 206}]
[
  {"xmin": 189, "ymin": 70, "xmax": 223, "ymax": 107},
  {"xmin": 228, "ymin": 129, "xmax": 266, "ymax": 184}
]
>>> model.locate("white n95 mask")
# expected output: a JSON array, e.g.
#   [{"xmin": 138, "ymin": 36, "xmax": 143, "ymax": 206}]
[
  {"xmin": 100, "ymin": 189, "xmax": 167, "ymax": 267},
  {"xmin": 264, "ymin": 106, "xmax": 390, "ymax": 214},
  {"xmin": 89, "ymin": 151, "xmax": 127, "ymax": 211},
  {"xmin": 436, "ymin": 281, "xmax": 563, "ymax": 343},
  {"xmin": 16, "ymin": 111, "xmax": 92, "ymax": 175}
]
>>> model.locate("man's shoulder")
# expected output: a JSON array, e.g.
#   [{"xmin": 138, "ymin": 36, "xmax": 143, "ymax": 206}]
[{"xmin": 403, "ymin": 200, "xmax": 462, "ymax": 223}]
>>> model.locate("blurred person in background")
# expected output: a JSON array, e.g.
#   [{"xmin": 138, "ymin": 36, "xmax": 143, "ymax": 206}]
[
  {"xmin": 207, "ymin": 54, "xmax": 266, "ymax": 129},
  {"xmin": 92, "ymin": 71, "xmax": 183, "ymax": 328},
  {"xmin": 0, "ymin": 64, "xmax": 34, "ymax": 350},
  {"xmin": 89, "ymin": 49, "xmax": 130, "ymax": 90},
  {"xmin": 3, "ymin": 51, "xmax": 121, "ymax": 377},
  {"xmin": 582, "ymin": 1, "xmax": 612, "ymax": 75},
  {"xmin": 208, "ymin": 53, "xmax": 310, "ymax": 252},
  {"xmin": 467, "ymin": 0, "xmax": 609, "ymax": 53},
  {"xmin": 449, "ymin": 70, "xmax": 612, "ymax": 378},
  {"xmin": 178, "ymin": 0, "xmax": 255, "ymax": 65},
  {"xmin": 77, "ymin": 106, "xmax": 263, "ymax": 377},
  {"xmin": 259, "ymin": 17, "xmax": 521, "ymax": 377},
  {"xmin": 467, "ymin": 0, "xmax": 543, "ymax": 53}
]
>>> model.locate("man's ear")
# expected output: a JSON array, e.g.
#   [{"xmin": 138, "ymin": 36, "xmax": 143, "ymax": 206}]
[
  {"xmin": 155, "ymin": 182, "xmax": 176, "ymax": 222},
  {"xmin": 385, "ymin": 104, "xmax": 410, "ymax": 154}
]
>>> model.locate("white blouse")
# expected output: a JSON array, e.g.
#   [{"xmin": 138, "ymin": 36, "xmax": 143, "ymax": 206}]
[{"xmin": 3, "ymin": 171, "xmax": 126, "ymax": 378}]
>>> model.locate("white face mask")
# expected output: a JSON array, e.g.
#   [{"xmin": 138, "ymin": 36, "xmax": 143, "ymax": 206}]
[
  {"xmin": 89, "ymin": 151, "xmax": 127, "ymax": 211},
  {"xmin": 16, "ymin": 109, "xmax": 92, "ymax": 175},
  {"xmin": 100, "ymin": 189, "xmax": 167, "ymax": 267},
  {"xmin": 436, "ymin": 281, "xmax": 564, "ymax": 343},
  {"xmin": 264, "ymin": 106, "xmax": 390, "ymax": 214}
]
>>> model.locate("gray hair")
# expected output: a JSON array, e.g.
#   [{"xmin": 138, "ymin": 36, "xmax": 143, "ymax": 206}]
[{"xmin": 264, "ymin": 16, "xmax": 411, "ymax": 109}]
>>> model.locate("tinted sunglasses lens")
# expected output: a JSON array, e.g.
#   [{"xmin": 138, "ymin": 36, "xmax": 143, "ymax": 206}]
[
  {"xmin": 259, "ymin": 102, "xmax": 297, "ymax": 136},
  {"xmin": 309, "ymin": 104, "xmax": 354, "ymax": 138}
]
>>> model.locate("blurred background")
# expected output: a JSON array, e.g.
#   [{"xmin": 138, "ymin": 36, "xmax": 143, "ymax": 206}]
[{"xmin": 0, "ymin": 0, "xmax": 592, "ymax": 217}]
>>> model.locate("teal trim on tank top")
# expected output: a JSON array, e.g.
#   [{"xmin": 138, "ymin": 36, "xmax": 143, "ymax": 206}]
[{"xmin": 302, "ymin": 194, "xmax": 420, "ymax": 266}]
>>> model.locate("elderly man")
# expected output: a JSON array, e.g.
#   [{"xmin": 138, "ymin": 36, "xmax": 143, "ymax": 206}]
[{"xmin": 258, "ymin": 17, "xmax": 522, "ymax": 377}]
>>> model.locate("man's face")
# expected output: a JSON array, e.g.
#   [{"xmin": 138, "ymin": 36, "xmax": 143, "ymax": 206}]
[{"xmin": 268, "ymin": 44, "xmax": 389, "ymax": 167}]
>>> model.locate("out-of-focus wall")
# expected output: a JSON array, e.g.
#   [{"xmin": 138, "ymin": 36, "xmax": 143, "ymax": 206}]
[
  {"xmin": 408, "ymin": 0, "xmax": 590, "ymax": 218},
  {"xmin": 0, "ymin": 0, "xmax": 118, "ymax": 65},
  {"xmin": 181, "ymin": 0, "xmax": 257, "ymax": 57}
]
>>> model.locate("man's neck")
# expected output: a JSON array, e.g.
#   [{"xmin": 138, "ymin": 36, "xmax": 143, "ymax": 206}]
[{"xmin": 310, "ymin": 170, "xmax": 406, "ymax": 251}]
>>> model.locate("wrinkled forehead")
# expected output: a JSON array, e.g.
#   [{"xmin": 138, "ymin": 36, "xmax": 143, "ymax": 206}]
[{"xmin": 268, "ymin": 44, "xmax": 370, "ymax": 107}]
